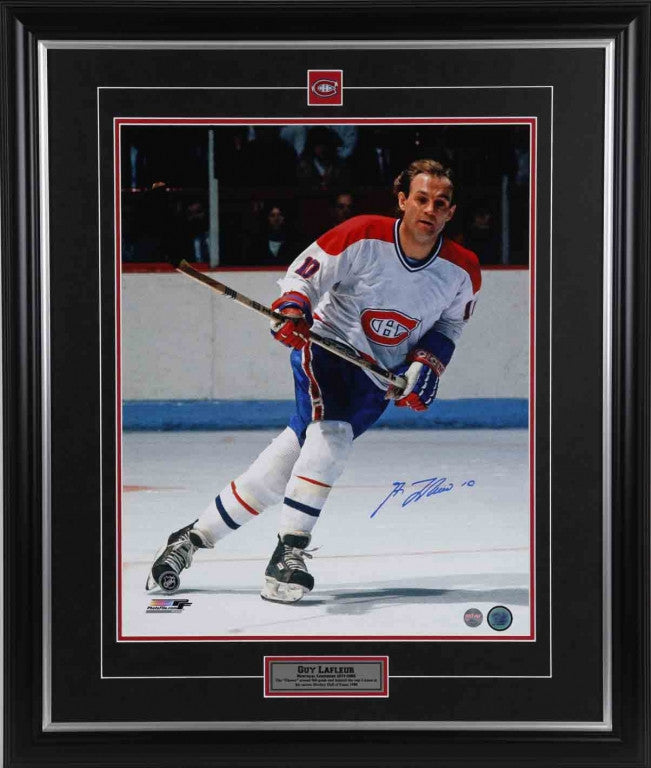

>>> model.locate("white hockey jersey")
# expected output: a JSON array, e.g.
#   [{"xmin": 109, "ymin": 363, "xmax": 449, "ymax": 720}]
[{"xmin": 278, "ymin": 215, "xmax": 481, "ymax": 387}]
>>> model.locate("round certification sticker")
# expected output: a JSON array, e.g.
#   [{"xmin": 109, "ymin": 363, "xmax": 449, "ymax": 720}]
[
  {"xmin": 463, "ymin": 608, "xmax": 483, "ymax": 627},
  {"xmin": 487, "ymin": 605, "xmax": 513, "ymax": 631}
]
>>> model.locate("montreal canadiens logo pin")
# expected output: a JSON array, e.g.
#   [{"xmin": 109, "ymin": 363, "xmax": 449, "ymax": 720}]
[
  {"xmin": 307, "ymin": 70, "xmax": 343, "ymax": 106},
  {"xmin": 361, "ymin": 309, "xmax": 420, "ymax": 346},
  {"xmin": 311, "ymin": 79, "xmax": 338, "ymax": 97}
]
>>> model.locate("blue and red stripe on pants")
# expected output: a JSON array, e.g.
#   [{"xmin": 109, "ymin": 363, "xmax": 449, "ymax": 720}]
[{"xmin": 288, "ymin": 344, "xmax": 390, "ymax": 445}]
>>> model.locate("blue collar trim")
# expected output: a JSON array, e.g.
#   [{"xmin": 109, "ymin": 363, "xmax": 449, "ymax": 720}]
[{"xmin": 394, "ymin": 219, "xmax": 442, "ymax": 271}]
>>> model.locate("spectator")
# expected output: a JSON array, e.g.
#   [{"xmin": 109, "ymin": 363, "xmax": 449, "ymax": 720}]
[
  {"xmin": 214, "ymin": 126, "xmax": 252, "ymax": 186},
  {"xmin": 132, "ymin": 189, "xmax": 210, "ymax": 264},
  {"xmin": 463, "ymin": 206, "xmax": 501, "ymax": 264},
  {"xmin": 330, "ymin": 191, "xmax": 355, "ymax": 225},
  {"xmin": 279, "ymin": 125, "xmax": 307, "ymax": 156},
  {"xmin": 243, "ymin": 126, "xmax": 298, "ymax": 187},
  {"xmin": 331, "ymin": 125, "xmax": 358, "ymax": 160},
  {"xmin": 243, "ymin": 202, "xmax": 305, "ymax": 266},
  {"xmin": 297, "ymin": 126, "xmax": 351, "ymax": 191},
  {"xmin": 125, "ymin": 183, "xmax": 175, "ymax": 262},
  {"xmin": 183, "ymin": 199, "xmax": 210, "ymax": 263},
  {"xmin": 351, "ymin": 127, "xmax": 401, "ymax": 185},
  {"xmin": 279, "ymin": 125, "xmax": 358, "ymax": 162}
]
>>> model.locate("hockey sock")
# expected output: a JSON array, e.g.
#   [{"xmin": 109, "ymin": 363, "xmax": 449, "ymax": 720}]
[
  {"xmin": 279, "ymin": 421, "xmax": 353, "ymax": 535},
  {"xmin": 195, "ymin": 427, "xmax": 301, "ymax": 544}
]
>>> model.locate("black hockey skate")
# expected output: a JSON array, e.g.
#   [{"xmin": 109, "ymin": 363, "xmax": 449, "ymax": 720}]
[
  {"xmin": 145, "ymin": 520, "xmax": 212, "ymax": 592},
  {"xmin": 261, "ymin": 532, "xmax": 315, "ymax": 604}
]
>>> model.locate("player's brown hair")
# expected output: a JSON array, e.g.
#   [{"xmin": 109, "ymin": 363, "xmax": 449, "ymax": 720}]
[{"xmin": 393, "ymin": 159, "xmax": 454, "ymax": 201}]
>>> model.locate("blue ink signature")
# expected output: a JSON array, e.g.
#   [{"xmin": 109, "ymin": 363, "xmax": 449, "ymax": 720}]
[{"xmin": 370, "ymin": 477, "xmax": 475, "ymax": 518}]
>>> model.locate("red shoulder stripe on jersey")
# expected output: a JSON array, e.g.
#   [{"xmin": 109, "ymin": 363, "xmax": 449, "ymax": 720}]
[
  {"xmin": 316, "ymin": 215, "xmax": 396, "ymax": 256},
  {"xmin": 439, "ymin": 239, "xmax": 482, "ymax": 293},
  {"xmin": 231, "ymin": 481, "xmax": 259, "ymax": 516}
]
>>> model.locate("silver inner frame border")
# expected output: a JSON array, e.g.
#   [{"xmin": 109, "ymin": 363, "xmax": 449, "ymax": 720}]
[{"xmin": 36, "ymin": 38, "xmax": 615, "ymax": 732}]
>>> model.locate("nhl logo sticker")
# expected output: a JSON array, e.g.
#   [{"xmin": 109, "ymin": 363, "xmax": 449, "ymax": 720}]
[
  {"xmin": 308, "ymin": 70, "xmax": 343, "ymax": 106},
  {"xmin": 487, "ymin": 605, "xmax": 513, "ymax": 631}
]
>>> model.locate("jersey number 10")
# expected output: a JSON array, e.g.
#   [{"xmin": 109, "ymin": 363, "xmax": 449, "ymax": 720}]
[
  {"xmin": 295, "ymin": 256, "xmax": 321, "ymax": 279},
  {"xmin": 464, "ymin": 300, "xmax": 477, "ymax": 320}
]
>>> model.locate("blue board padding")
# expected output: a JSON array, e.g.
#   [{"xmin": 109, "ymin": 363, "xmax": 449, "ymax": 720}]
[{"xmin": 122, "ymin": 399, "xmax": 528, "ymax": 431}]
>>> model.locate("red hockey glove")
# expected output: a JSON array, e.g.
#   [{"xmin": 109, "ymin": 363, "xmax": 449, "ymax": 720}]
[
  {"xmin": 270, "ymin": 293, "xmax": 313, "ymax": 350},
  {"xmin": 386, "ymin": 348, "xmax": 446, "ymax": 411}
]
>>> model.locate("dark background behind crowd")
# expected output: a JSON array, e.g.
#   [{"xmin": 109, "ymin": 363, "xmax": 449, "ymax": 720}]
[{"xmin": 120, "ymin": 124, "xmax": 530, "ymax": 268}]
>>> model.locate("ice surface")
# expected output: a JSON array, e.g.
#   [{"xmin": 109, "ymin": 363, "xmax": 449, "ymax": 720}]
[{"xmin": 120, "ymin": 429, "xmax": 531, "ymax": 640}]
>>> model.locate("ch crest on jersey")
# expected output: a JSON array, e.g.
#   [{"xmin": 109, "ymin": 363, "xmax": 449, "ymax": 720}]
[{"xmin": 361, "ymin": 308, "xmax": 420, "ymax": 346}]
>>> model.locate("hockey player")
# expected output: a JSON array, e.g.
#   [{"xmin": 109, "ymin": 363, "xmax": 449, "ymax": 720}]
[{"xmin": 146, "ymin": 158, "xmax": 481, "ymax": 603}]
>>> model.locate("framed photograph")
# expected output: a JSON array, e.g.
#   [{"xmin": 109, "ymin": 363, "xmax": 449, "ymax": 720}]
[{"xmin": 1, "ymin": 2, "xmax": 649, "ymax": 766}]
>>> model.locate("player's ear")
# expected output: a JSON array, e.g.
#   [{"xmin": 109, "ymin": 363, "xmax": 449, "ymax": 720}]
[
  {"xmin": 447, "ymin": 203, "xmax": 457, "ymax": 221},
  {"xmin": 397, "ymin": 192, "xmax": 407, "ymax": 212}
]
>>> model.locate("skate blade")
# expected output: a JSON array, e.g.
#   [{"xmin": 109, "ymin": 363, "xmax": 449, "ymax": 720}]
[
  {"xmin": 260, "ymin": 577, "xmax": 307, "ymax": 604},
  {"xmin": 145, "ymin": 543, "xmax": 166, "ymax": 591}
]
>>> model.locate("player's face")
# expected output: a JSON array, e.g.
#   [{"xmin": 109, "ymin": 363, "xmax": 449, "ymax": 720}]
[{"xmin": 398, "ymin": 174, "xmax": 456, "ymax": 250}]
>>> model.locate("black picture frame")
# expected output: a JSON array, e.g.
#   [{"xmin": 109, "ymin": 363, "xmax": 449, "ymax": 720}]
[{"xmin": 1, "ymin": 1, "xmax": 649, "ymax": 766}]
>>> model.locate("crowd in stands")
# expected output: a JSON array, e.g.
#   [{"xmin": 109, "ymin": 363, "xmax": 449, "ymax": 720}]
[{"xmin": 121, "ymin": 124, "xmax": 530, "ymax": 267}]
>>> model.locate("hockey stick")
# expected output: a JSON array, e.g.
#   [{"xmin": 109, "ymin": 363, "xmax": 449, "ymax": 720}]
[{"xmin": 171, "ymin": 258, "xmax": 407, "ymax": 390}]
